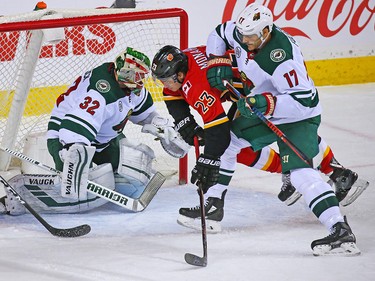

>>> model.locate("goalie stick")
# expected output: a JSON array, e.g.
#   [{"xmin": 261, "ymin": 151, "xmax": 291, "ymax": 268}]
[
  {"xmin": 184, "ymin": 137, "xmax": 207, "ymax": 267},
  {"xmin": 0, "ymin": 175, "xmax": 91, "ymax": 237},
  {"xmin": 0, "ymin": 146, "xmax": 165, "ymax": 212}
]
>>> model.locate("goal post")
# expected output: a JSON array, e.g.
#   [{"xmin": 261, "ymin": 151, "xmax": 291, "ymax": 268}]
[{"xmin": 0, "ymin": 7, "xmax": 188, "ymax": 184}]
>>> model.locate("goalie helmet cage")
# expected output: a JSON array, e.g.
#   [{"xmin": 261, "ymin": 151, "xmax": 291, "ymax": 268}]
[{"xmin": 0, "ymin": 7, "xmax": 188, "ymax": 184}]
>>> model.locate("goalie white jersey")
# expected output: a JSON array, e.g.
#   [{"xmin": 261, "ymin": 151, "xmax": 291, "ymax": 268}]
[{"xmin": 47, "ymin": 62, "xmax": 156, "ymax": 149}]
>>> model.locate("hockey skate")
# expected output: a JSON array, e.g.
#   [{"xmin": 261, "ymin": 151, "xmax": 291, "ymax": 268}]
[
  {"xmin": 311, "ymin": 216, "xmax": 360, "ymax": 256},
  {"xmin": 177, "ymin": 190, "xmax": 226, "ymax": 233},
  {"xmin": 328, "ymin": 165, "xmax": 369, "ymax": 207},
  {"xmin": 277, "ymin": 173, "xmax": 301, "ymax": 206}
]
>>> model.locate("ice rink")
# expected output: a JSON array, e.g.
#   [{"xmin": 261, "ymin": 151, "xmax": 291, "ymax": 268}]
[{"xmin": 0, "ymin": 83, "xmax": 374, "ymax": 281}]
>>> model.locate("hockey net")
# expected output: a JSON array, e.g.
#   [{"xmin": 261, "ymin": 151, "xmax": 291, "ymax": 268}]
[{"xmin": 0, "ymin": 7, "xmax": 188, "ymax": 184}]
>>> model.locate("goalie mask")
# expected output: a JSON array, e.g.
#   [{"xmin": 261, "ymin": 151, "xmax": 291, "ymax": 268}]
[{"xmin": 115, "ymin": 47, "xmax": 150, "ymax": 93}]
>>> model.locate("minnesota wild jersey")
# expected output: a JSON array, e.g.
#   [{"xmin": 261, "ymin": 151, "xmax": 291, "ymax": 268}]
[
  {"xmin": 47, "ymin": 62, "xmax": 155, "ymax": 149},
  {"xmin": 207, "ymin": 21, "xmax": 321, "ymax": 125}
]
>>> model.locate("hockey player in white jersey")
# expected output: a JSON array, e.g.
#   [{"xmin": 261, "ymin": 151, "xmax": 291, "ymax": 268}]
[
  {"xmin": 2, "ymin": 47, "xmax": 189, "ymax": 215},
  {"xmin": 188, "ymin": 4, "xmax": 360, "ymax": 256}
]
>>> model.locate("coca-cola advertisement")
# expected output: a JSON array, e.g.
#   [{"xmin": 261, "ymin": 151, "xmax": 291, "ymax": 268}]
[
  {"xmin": 2, "ymin": 0, "xmax": 374, "ymax": 60},
  {"xmin": 220, "ymin": 0, "xmax": 375, "ymax": 59},
  {"xmin": 1, "ymin": 0, "xmax": 374, "ymax": 85}
]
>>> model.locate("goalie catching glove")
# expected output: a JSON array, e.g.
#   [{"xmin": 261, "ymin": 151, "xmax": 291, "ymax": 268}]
[
  {"xmin": 141, "ymin": 115, "xmax": 190, "ymax": 158},
  {"xmin": 191, "ymin": 154, "xmax": 221, "ymax": 193}
]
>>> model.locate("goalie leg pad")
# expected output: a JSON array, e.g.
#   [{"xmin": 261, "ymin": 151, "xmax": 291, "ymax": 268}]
[
  {"xmin": 5, "ymin": 173, "xmax": 114, "ymax": 214},
  {"xmin": 61, "ymin": 144, "xmax": 95, "ymax": 200},
  {"xmin": 115, "ymin": 173, "xmax": 146, "ymax": 199},
  {"xmin": 5, "ymin": 174, "xmax": 61, "ymax": 215},
  {"xmin": 87, "ymin": 163, "xmax": 115, "ymax": 199},
  {"xmin": 114, "ymin": 171, "xmax": 166, "ymax": 212},
  {"xmin": 117, "ymin": 138, "xmax": 155, "ymax": 185}
]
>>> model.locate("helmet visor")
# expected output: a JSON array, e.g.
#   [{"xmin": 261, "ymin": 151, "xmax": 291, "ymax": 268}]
[
  {"xmin": 235, "ymin": 27, "xmax": 261, "ymax": 42},
  {"xmin": 235, "ymin": 27, "xmax": 245, "ymax": 41},
  {"xmin": 152, "ymin": 72, "xmax": 177, "ymax": 87}
]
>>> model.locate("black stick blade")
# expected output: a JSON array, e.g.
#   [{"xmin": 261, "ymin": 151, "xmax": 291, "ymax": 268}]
[
  {"xmin": 184, "ymin": 253, "xmax": 207, "ymax": 267},
  {"xmin": 0, "ymin": 175, "xmax": 91, "ymax": 238},
  {"xmin": 49, "ymin": 224, "xmax": 91, "ymax": 238}
]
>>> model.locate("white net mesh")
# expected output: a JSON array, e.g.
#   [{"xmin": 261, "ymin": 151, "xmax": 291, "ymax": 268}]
[{"xmin": 0, "ymin": 8, "xmax": 188, "ymax": 182}]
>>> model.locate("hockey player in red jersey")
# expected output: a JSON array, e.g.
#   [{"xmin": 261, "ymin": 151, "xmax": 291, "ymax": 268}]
[{"xmin": 152, "ymin": 45, "xmax": 232, "ymax": 198}]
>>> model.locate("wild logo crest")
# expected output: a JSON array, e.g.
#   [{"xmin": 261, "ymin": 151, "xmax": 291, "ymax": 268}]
[{"xmin": 253, "ymin": 12, "xmax": 260, "ymax": 21}]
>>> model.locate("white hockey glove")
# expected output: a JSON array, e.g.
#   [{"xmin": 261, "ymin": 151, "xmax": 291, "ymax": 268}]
[
  {"xmin": 59, "ymin": 143, "xmax": 95, "ymax": 200},
  {"xmin": 141, "ymin": 115, "xmax": 176, "ymax": 144},
  {"xmin": 159, "ymin": 135, "xmax": 190, "ymax": 158},
  {"xmin": 141, "ymin": 116, "xmax": 190, "ymax": 158}
]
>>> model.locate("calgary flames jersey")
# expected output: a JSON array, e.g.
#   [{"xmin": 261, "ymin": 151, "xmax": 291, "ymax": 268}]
[
  {"xmin": 163, "ymin": 46, "xmax": 229, "ymax": 129},
  {"xmin": 163, "ymin": 46, "xmax": 230, "ymax": 157}
]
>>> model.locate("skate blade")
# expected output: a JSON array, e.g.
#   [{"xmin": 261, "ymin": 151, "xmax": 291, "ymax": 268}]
[
  {"xmin": 284, "ymin": 191, "xmax": 302, "ymax": 206},
  {"xmin": 177, "ymin": 215, "xmax": 221, "ymax": 233},
  {"xmin": 312, "ymin": 242, "xmax": 361, "ymax": 256},
  {"xmin": 341, "ymin": 179, "xmax": 369, "ymax": 207}
]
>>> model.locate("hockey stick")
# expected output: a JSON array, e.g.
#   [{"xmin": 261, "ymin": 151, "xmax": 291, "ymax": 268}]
[
  {"xmin": 224, "ymin": 81, "xmax": 370, "ymax": 206},
  {"xmin": 223, "ymin": 80, "xmax": 313, "ymax": 167},
  {"xmin": 0, "ymin": 175, "xmax": 91, "ymax": 237},
  {"xmin": 0, "ymin": 146, "xmax": 165, "ymax": 212},
  {"xmin": 184, "ymin": 137, "xmax": 208, "ymax": 267}
]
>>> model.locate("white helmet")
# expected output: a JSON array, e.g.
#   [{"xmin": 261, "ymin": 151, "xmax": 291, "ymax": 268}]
[
  {"xmin": 235, "ymin": 3, "xmax": 273, "ymax": 39},
  {"xmin": 114, "ymin": 47, "xmax": 150, "ymax": 91}
]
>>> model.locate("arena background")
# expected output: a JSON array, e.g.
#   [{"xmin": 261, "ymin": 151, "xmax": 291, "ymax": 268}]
[{"xmin": 2, "ymin": 0, "xmax": 374, "ymax": 86}]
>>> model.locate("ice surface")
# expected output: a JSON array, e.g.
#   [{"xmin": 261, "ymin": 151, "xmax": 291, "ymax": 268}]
[{"xmin": 1, "ymin": 83, "xmax": 374, "ymax": 281}]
